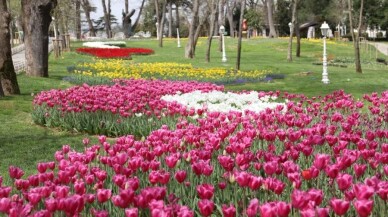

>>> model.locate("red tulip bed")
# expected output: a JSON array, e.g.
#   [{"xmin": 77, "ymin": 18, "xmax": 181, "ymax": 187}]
[
  {"xmin": 2, "ymin": 81, "xmax": 387, "ymax": 216},
  {"xmin": 75, "ymin": 47, "xmax": 154, "ymax": 59}
]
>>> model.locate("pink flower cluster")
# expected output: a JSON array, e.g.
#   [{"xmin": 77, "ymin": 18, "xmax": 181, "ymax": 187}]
[
  {"xmin": 2, "ymin": 90, "xmax": 387, "ymax": 216},
  {"xmin": 33, "ymin": 79, "xmax": 223, "ymax": 118}
]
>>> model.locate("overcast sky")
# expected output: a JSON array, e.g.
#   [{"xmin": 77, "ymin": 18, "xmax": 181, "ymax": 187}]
[{"xmin": 89, "ymin": 0, "xmax": 142, "ymax": 23}]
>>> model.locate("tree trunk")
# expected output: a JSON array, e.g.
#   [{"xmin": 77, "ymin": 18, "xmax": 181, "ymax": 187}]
[
  {"xmin": 125, "ymin": 0, "xmax": 128, "ymax": 14},
  {"xmin": 123, "ymin": 9, "xmax": 135, "ymax": 38},
  {"xmin": 296, "ymin": 25, "xmax": 301, "ymax": 57},
  {"xmin": 0, "ymin": 0, "xmax": 20, "ymax": 95},
  {"xmin": 168, "ymin": 1, "xmax": 173, "ymax": 37},
  {"xmin": 22, "ymin": 0, "xmax": 57, "ymax": 77},
  {"xmin": 175, "ymin": 2, "xmax": 180, "ymax": 30},
  {"xmin": 75, "ymin": 0, "xmax": 81, "ymax": 39},
  {"xmin": 236, "ymin": 0, "xmax": 245, "ymax": 70},
  {"xmin": 267, "ymin": 0, "xmax": 277, "ymax": 38},
  {"xmin": 193, "ymin": 11, "xmax": 209, "ymax": 54},
  {"xmin": 206, "ymin": 0, "xmax": 219, "ymax": 63},
  {"xmin": 131, "ymin": 0, "xmax": 145, "ymax": 33},
  {"xmin": 101, "ymin": 0, "xmax": 111, "ymax": 38},
  {"xmin": 155, "ymin": 0, "xmax": 167, "ymax": 47},
  {"xmin": 185, "ymin": 0, "xmax": 199, "ymax": 58},
  {"xmin": 226, "ymin": 0, "xmax": 236, "ymax": 37},
  {"xmin": 287, "ymin": 0, "xmax": 297, "ymax": 62},
  {"xmin": 218, "ymin": 0, "xmax": 225, "ymax": 52},
  {"xmin": 348, "ymin": 0, "xmax": 363, "ymax": 73},
  {"xmin": 81, "ymin": 0, "xmax": 95, "ymax": 37}
]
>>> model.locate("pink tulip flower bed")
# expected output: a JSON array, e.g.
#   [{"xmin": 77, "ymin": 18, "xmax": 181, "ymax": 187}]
[
  {"xmin": 32, "ymin": 79, "xmax": 223, "ymax": 137},
  {"xmin": 2, "ymin": 89, "xmax": 387, "ymax": 216}
]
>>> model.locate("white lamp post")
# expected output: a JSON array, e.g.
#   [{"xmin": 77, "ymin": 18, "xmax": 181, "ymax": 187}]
[
  {"xmin": 156, "ymin": 22, "xmax": 159, "ymax": 40},
  {"xmin": 220, "ymin": 25, "xmax": 227, "ymax": 62},
  {"xmin": 177, "ymin": 28, "xmax": 181, "ymax": 48},
  {"xmin": 52, "ymin": 17, "xmax": 57, "ymax": 39},
  {"xmin": 320, "ymin": 21, "xmax": 330, "ymax": 84},
  {"xmin": 288, "ymin": 22, "xmax": 293, "ymax": 35}
]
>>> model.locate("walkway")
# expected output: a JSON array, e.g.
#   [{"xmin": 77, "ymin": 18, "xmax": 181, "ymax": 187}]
[
  {"xmin": 11, "ymin": 43, "xmax": 54, "ymax": 74},
  {"xmin": 370, "ymin": 42, "xmax": 388, "ymax": 56},
  {"xmin": 11, "ymin": 44, "xmax": 26, "ymax": 73}
]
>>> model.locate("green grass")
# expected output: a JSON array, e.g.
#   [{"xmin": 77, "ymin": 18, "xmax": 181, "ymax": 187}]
[{"xmin": 0, "ymin": 37, "xmax": 387, "ymax": 184}]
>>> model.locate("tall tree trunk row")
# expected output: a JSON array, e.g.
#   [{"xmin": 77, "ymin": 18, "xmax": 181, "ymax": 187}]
[
  {"xmin": 206, "ymin": 0, "xmax": 219, "ymax": 63},
  {"xmin": 0, "ymin": 0, "xmax": 20, "ymax": 94},
  {"xmin": 185, "ymin": 0, "xmax": 199, "ymax": 58},
  {"xmin": 236, "ymin": 0, "xmax": 246, "ymax": 70},
  {"xmin": 22, "ymin": 0, "xmax": 57, "ymax": 77}
]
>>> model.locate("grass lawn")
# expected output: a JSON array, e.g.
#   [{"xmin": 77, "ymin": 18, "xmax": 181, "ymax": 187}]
[{"xmin": 0, "ymin": 37, "xmax": 387, "ymax": 184}]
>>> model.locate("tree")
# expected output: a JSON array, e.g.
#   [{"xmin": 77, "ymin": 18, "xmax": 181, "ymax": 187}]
[
  {"xmin": 122, "ymin": 0, "xmax": 145, "ymax": 38},
  {"xmin": 155, "ymin": 0, "xmax": 167, "ymax": 47},
  {"xmin": 22, "ymin": 0, "xmax": 57, "ymax": 77},
  {"xmin": 347, "ymin": 0, "xmax": 363, "ymax": 73},
  {"xmin": 101, "ymin": 0, "xmax": 111, "ymax": 38},
  {"xmin": 75, "ymin": 0, "xmax": 81, "ymax": 39},
  {"xmin": 287, "ymin": 0, "xmax": 298, "ymax": 61},
  {"xmin": 236, "ymin": 0, "xmax": 246, "ymax": 70},
  {"xmin": 185, "ymin": 0, "xmax": 199, "ymax": 58},
  {"xmin": 225, "ymin": 0, "xmax": 237, "ymax": 37},
  {"xmin": 266, "ymin": 0, "xmax": 277, "ymax": 37},
  {"xmin": 1, "ymin": 0, "xmax": 20, "ymax": 95},
  {"xmin": 81, "ymin": 0, "xmax": 96, "ymax": 37},
  {"xmin": 205, "ymin": 0, "xmax": 219, "ymax": 62},
  {"xmin": 218, "ymin": 0, "xmax": 225, "ymax": 51}
]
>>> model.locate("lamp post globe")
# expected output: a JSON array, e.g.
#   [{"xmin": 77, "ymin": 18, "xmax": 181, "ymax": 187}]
[
  {"xmin": 288, "ymin": 22, "xmax": 293, "ymax": 34},
  {"xmin": 320, "ymin": 21, "xmax": 330, "ymax": 84}
]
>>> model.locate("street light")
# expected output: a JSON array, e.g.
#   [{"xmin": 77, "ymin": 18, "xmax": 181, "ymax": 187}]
[
  {"xmin": 320, "ymin": 21, "xmax": 330, "ymax": 84},
  {"xmin": 177, "ymin": 28, "xmax": 181, "ymax": 48},
  {"xmin": 219, "ymin": 25, "xmax": 227, "ymax": 62},
  {"xmin": 156, "ymin": 22, "xmax": 159, "ymax": 40},
  {"xmin": 288, "ymin": 22, "xmax": 293, "ymax": 35}
]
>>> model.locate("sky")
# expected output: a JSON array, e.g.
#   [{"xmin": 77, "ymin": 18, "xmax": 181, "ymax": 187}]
[{"xmin": 89, "ymin": 0, "xmax": 142, "ymax": 23}]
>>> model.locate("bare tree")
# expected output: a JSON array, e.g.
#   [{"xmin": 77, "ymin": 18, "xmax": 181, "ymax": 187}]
[
  {"xmin": 287, "ymin": 0, "xmax": 298, "ymax": 61},
  {"xmin": 236, "ymin": 0, "xmax": 245, "ymax": 70},
  {"xmin": 101, "ymin": 0, "xmax": 111, "ymax": 38},
  {"xmin": 75, "ymin": 0, "xmax": 81, "ymax": 39},
  {"xmin": 218, "ymin": 0, "xmax": 225, "ymax": 51},
  {"xmin": 266, "ymin": 0, "xmax": 277, "ymax": 37},
  {"xmin": 155, "ymin": 0, "xmax": 167, "ymax": 47},
  {"xmin": 125, "ymin": 0, "xmax": 128, "ymax": 13},
  {"xmin": 225, "ymin": 0, "xmax": 236, "ymax": 37},
  {"xmin": 0, "ymin": 0, "xmax": 20, "ymax": 94},
  {"xmin": 168, "ymin": 1, "xmax": 173, "ymax": 37},
  {"xmin": 81, "ymin": 0, "xmax": 95, "ymax": 37},
  {"xmin": 347, "ymin": 0, "xmax": 363, "ymax": 73},
  {"xmin": 205, "ymin": 0, "xmax": 219, "ymax": 62},
  {"xmin": 22, "ymin": 0, "xmax": 57, "ymax": 77},
  {"xmin": 185, "ymin": 0, "xmax": 199, "ymax": 58}
]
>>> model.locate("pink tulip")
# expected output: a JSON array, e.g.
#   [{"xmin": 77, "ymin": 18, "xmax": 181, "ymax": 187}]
[
  {"xmin": 313, "ymin": 154, "xmax": 330, "ymax": 170},
  {"xmin": 177, "ymin": 206, "xmax": 194, "ymax": 217},
  {"xmin": 0, "ymin": 198, "xmax": 11, "ymax": 213},
  {"xmin": 354, "ymin": 200, "xmax": 373, "ymax": 217},
  {"xmin": 97, "ymin": 189, "xmax": 112, "ymax": 203},
  {"xmin": 222, "ymin": 204, "xmax": 236, "ymax": 217},
  {"xmin": 336, "ymin": 173, "xmax": 353, "ymax": 191},
  {"xmin": 196, "ymin": 184, "xmax": 214, "ymax": 200},
  {"xmin": 198, "ymin": 199, "xmax": 214, "ymax": 217},
  {"xmin": 291, "ymin": 189, "xmax": 310, "ymax": 210},
  {"xmin": 330, "ymin": 198, "xmax": 350, "ymax": 216},
  {"xmin": 174, "ymin": 170, "xmax": 187, "ymax": 183},
  {"xmin": 354, "ymin": 184, "xmax": 374, "ymax": 200},
  {"xmin": 259, "ymin": 202, "xmax": 275, "ymax": 217},
  {"xmin": 246, "ymin": 198, "xmax": 259, "ymax": 217},
  {"xmin": 354, "ymin": 164, "xmax": 367, "ymax": 178},
  {"xmin": 125, "ymin": 208, "xmax": 138, "ymax": 217},
  {"xmin": 9, "ymin": 166, "xmax": 24, "ymax": 179}
]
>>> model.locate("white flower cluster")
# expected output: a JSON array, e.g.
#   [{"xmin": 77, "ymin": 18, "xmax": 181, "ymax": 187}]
[
  {"xmin": 82, "ymin": 41, "xmax": 126, "ymax": 49},
  {"xmin": 161, "ymin": 90, "xmax": 285, "ymax": 115}
]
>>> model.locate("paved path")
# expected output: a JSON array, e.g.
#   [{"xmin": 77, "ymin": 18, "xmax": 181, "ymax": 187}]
[
  {"xmin": 370, "ymin": 42, "xmax": 388, "ymax": 56},
  {"xmin": 11, "ymin": 43, "xmax": 54, "ymax": 74}
]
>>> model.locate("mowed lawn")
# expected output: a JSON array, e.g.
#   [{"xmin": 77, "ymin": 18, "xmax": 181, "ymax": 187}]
[{"xmin": 0, "ymin": 37, "xmax": 387, "ymax": 184}]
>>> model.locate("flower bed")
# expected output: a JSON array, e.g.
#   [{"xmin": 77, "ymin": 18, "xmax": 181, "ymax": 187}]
[
  {"xmin": 76, "ymin": 47, "xmax": 154, "ymax": 59},
  {"xmin": 32, "ymin": 80, "xmax": 224, "ymax": 137},
  {"xmin": 69, "ymin": 60, "xmax": 271, "ymax": 84},
  {"xmin": 82, "ymin": 41, "xmax": 127, "ymax": 48},
  {"xmin": 2, "ymin": 90, "xmax": 388, "ymax": 216}
]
